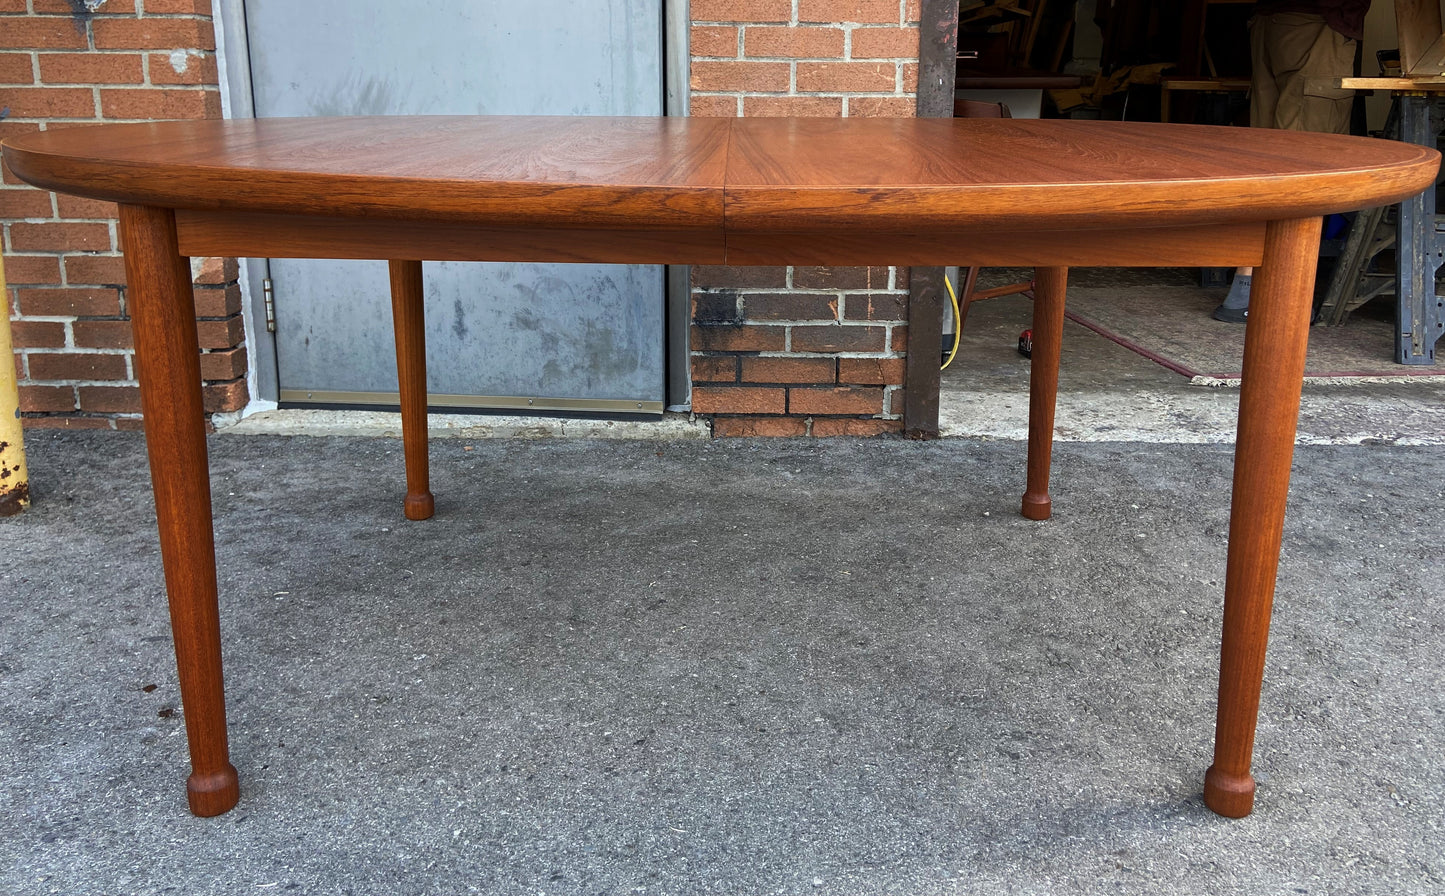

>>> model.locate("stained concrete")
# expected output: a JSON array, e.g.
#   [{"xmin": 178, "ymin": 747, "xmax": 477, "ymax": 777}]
[
  {"xmin": 940, "ymin": 270, "xmax": 1445, "ymax": 446},
  {"xmin": 2, "ymin": 431, "xmax": 1442, "ymax": 895},
  {"xmin": 224, "ymin": 407, "xmax": 712, "ymax": 441}
]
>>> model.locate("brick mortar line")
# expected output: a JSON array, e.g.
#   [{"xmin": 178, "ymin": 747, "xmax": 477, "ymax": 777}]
[
  {"xmin": 10, "ymin": 310, "xmax": 113, "ymax": 320},
  {"xmin": 692, "ymin": 318, "xmax": 900, "ymax": 326},
  {"xmin": 719, "ymin": 350, "xmax": 904, "ymax": 359},
  {"xmin": 691, "ymin": 57, "xmax": 915, "ymax": 63},
  {"xmin": 785, "ymin": 265, "xmax": 904, "ymax": 290},
  {"xmin": 17, "ymin": 346, "xmax": 131, "ymax": 353},
  {"xmin": 692, "ymin": 345, "xmax": 902, "ymax": 352},
  {"xmin": 8, "ymin": 104, "xmax": 218, "ymax": 124},
  {"xmin": 15, "ymin": 312, "xmax": 238, "ymax": 321},
  {"xmin": 0, "ymin": 16, "xmax": 216, "ymax": 20},
  {"xmin": 692, "ymin": 19, "xmax": 908, "ymax": 27},
  {"xmin": 0, "ymin": 81, "xmax": 205, "ymax": 90},
  {"xmin": 3, "ymin": 217, "xmax": 119, "ymax": 223},
  {"xmin": 692, "ymin": 19, "xmax": 912, "ymax": 27},
  {"xmin": 691, "ymin": 54, "xmax": 914, "ymax": 61},
  {"xmin": 723, "ymin": 389, "xmax": 903, "ymax": 395},
  {"xmin": 0, "ymin": 8, "xmax": 212, "ymax": 15},
  {"xmin": 692, "ymin": 353, "xmax": 902, "ymax": 361},
  {"xmin": 697, "ymin": 288, "xmax": 908, "ymax": 295},
  {"xmin": 8, "ymin": 83, "xmax": 219, "ymax": 90},
  {"xmin": 712, "ymin": 382, "xmax": 896, "ymax": 388},
  {"xmin": 10, "ymin": 49, "xmax": 212, "ymax": 55},
  {"xmin": 24, "ymin": 377, "xmax": 138, "ymax": 387},
  {"xmin": 103, "ymin": 81, "xmax": 216, "ymax": 88},
  {"xmin": 25, "ymin": 368, "xmax": 240, "ymax": 382},
  {"xmin": 691, "ymin": 22, "xmax": 906, "ymax": 26},
  {"xmin": 692, "ymin": 89, "xmax": 917, "ymax": 97},
  {"xmin": 2, "ymin": 82, "xmax": 209, "ymax": 89}
]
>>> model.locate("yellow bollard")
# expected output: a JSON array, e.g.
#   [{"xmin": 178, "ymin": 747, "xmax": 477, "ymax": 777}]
[{"xmin": 1, "ymin": 253, "xmax": 31, "ymax": 515}]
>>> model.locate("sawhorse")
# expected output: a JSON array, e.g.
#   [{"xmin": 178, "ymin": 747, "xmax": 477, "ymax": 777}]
[{"xmin": 1327, "ymin": 87, "xmax": 1445, "ymax": 364}]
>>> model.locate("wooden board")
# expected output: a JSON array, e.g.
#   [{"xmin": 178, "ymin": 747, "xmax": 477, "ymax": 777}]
[
  {"xmin": 1396, "ymin": 0, "xmax": 1445, "ymax": 78},
  {"xmin": 1340, "ymin": 76, "xmax": 1445, "ymax": 91}
]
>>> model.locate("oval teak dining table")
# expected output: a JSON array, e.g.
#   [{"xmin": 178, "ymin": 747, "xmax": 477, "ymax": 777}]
[{"xmin": 4, "ymin": 116, "xmax": 1438, "ymax": 820}]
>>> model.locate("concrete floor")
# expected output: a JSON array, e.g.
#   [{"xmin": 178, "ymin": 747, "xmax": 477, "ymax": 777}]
[{"xmin": 940, "ymin": 267, "xmax": 1445, "ymax": 446}]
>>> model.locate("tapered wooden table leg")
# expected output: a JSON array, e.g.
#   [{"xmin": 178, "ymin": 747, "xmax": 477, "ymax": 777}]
[
  {"xmin": 119, "ymin": 205, "xmax": 239, "ymax": 817},
  {"xmin": 1022, "ymin": 266, "xmax": 1066, "ymax": 520},
  {"xmin": 388, "ymin": 260, "xmax": 434, "ymax": 521},
  {"xmin": 1204, "ymin": 217, "xmax": 1322, "ymax": 818}
]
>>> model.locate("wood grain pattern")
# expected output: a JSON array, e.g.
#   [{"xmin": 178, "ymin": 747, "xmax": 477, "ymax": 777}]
[
  {"xmin": 5, "ymin": 118, "xmax": 1437, "ymax": 247},
  {"xmin": 389, "ymin": 260, "xmax": 433, "ymax": 522},
  {"xmin": 1396, "ymin": 0, "xmax": 1445, "ymax": 78},
  {"xmin": 1337, "ymin": 77, "xmax": 1445, "ymax": 91},
  {"xmin": 118, "ymin": 204, "xmax": 240, "ymax": 818},
  {"xmin": 723, "ymin": 222, "xmax": 1270, "ymax": 267},
  {"xmin": 173, "ymin": 210, "xmax": 728, "ymax": 265},
  {"xmin": 5, "ymin": 117, "xmax": 730, "ymax": 231},
  {"xmin": 723, "ymin": 118, "xmax": 1438, "ymax": 233},
  {"xmin": 1022, "ymin": 267, "xmax": 1067, "ymax": 521},
  {"xmin": 1203, "ymin": 217, "xmax": 1323, "ymax": 819},
  {"xmin": 175, "ymin": 214, "xmax": 1269, "ymax": 268}
]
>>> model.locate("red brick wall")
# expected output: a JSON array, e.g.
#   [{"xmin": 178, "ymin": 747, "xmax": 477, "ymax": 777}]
[
  {"xmin": 4, "ymin": 3, "xmax": 925, "ymax": 435},
  {"xmin": 690, "ymin": 0, "xmax": 921, "ymax": 437},
  {"xmin": 1, "ymin": 1, "xmax": 245, "ymax": 430}
]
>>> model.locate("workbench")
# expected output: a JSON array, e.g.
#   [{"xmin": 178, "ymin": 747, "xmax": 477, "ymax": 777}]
[{"xmin": 2, "ymin": 116, "xmax": 1435, "ymax": 820}]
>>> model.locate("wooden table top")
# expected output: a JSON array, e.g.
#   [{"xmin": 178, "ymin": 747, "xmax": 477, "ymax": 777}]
[{"xmin": 4, "ymin": 116, "xmax": 1438, "ymax": 235}]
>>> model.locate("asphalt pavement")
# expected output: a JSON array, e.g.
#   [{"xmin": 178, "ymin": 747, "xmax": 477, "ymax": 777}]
[{"xmin": 1, "ymin": 430, "xmax": 1442, "ymax": 895}]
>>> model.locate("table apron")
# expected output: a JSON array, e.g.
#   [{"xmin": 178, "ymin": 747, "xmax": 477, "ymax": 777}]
[
  {"xmin": 726, "ymin": 221, "xmax": 1268, "ymax": 267},
  {"xmin": 173, "ymin": 208, "xmax": 1268, "ymax": 268},
  {"xmin": 174, "ymin": 210, "xmax": 728, "ymax": 265}
]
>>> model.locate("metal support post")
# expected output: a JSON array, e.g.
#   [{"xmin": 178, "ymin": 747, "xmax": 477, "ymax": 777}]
[
  {"xmin": 1395, "ymin": 94, "xmax": 1445, "ymax": 365},
  {"xmin": 1, "ymin": 253, "xmax": 31, "ymax": 515}
]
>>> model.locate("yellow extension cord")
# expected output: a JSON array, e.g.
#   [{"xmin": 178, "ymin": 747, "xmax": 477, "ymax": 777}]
[{"xmin": 941, "ymin": 271, "xmax": 962, "ymax": 371}]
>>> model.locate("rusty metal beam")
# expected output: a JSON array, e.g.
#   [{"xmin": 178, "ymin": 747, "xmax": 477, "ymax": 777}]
[{"xmin": 904, "ymin": 0, "xmax": 958, "ymax": 439}]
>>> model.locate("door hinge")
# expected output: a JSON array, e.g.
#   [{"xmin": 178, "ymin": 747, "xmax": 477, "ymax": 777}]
[{"xmin": 262, "ymin": 278, "xmax": 277, "ymax": 333}]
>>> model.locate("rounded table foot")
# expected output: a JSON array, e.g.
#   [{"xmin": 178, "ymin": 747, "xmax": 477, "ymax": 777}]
[
  {"xmin": 404, "ymin": 491, "xmax": 435, "ymax": 521},
  {"xmin": 1203, "ymin": 764, "xmax": 1256, "ymax": 818},
  {"xmin": 1020, "ymin": 494, "xmax": 1051, "ymax": 521},
  {"xmin": 186, "ymin": 764, "xmax": 240, "ymax": 817}
]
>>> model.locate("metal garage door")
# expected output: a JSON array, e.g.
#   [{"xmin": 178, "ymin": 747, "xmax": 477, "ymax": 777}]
[{"xmin": 242, "ymin": 0, "xmax": 667, "ymax": 413}]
